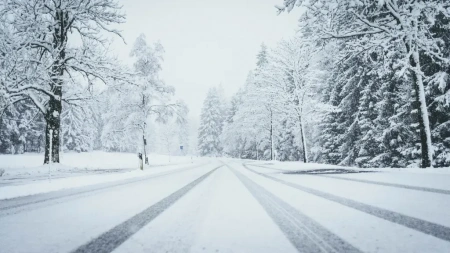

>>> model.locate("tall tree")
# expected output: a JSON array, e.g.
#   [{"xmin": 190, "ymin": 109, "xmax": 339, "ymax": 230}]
[
  {"xmin": 101, "ymin": 34, "xmax": 185, "ymax": 162},
  {"xmin": 0, "ymin": 0, "xmax": 127, "ymax": 163}
]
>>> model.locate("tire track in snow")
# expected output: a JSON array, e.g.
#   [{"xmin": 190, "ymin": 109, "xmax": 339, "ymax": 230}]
[
  {"xmin": 71, "ymin": 165, "xmax": 221, "ymax": 253},
  {"xmin": 244, "ymin": 164, "xmax": 450, "ymax": 242},
  {"xmin": 0, "ymin": 162, "xmax": 209, "ymax": 217},
  {"xmin": 318, "ymin": 175, "xmax": 450, "ymax": 195},
  {"xmin": 230, "ymin": 166, "xmax": 361, "ymax": 253}
]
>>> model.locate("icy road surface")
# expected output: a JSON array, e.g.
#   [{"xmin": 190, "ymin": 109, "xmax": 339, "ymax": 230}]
[{"xmin": 1, "ymin": 160, "xmax": 450, "ymax": 252}]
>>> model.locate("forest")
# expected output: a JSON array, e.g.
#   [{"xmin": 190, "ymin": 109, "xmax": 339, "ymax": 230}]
[{"xmin": 198, "ymin": 0, "xmax": 450, "ymax": 168}]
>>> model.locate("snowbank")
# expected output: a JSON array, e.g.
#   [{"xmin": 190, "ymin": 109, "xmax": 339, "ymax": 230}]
[
  {"xmin": 0, "ymin": 162, "xmax": 203, "ymax": 200},
  {"xmin": 0, "ymin": 151, "xmax": 194, "ymax": 176},
  {"xmin": 247, "ymin": 160, "xmax": 349, "ymax": 171},
  {"xmin": 245, "ymin": 160, "xmax": 450, "ymax": 175},
  {"xmin": 0, "ymin": 151, "xmax": 202, "ymax": 200},
  {"xmin": 0, "ymin": 151, "xmax": 194, "ymax": 169}
]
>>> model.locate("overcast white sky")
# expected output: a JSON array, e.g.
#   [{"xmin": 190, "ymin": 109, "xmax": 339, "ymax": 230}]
[{"xmin": 112, "ymin": 0, "xmax": 302, "ymax": 118}]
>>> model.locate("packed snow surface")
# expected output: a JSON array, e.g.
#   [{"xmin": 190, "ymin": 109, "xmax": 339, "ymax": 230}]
[{"xmin": 1, "ymin": 157, "xmax": 450, "ymax": 252}]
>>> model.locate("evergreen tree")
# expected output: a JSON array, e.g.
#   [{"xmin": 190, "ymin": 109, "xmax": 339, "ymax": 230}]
[
  {"xmin": 257, "ymin": 43, "xmax": 268, "ymax": 68},
  {"xmin": 198, "ymin": 87, "xmax": 223, "ymax": 156},
  {"xmin": 276, "ymin": 117, "xmax": 300, "ymax": 161},
  {"xmin": 355, "ymin": 71, "xmax": 381, "ymax": 167}
]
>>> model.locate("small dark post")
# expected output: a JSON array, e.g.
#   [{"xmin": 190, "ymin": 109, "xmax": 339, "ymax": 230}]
[{"xmin": 138, "ymin": 153, "xmax": 143, "ymax": 170}]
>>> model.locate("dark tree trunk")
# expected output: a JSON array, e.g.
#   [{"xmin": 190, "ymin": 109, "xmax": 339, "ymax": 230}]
[
  {"xmin": 44, "ymin": 100, "xmax": 61, "ymax": 164},
  {"xmin": 44, "ymin": 9, "xmax": 68, "ymax": 164}
]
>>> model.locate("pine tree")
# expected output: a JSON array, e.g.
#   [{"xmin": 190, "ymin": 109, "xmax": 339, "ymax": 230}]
[
  {"xmin": 221, "ymin": 88, "xmax": 245, "ymax": 158},
  {"xmin": 355, "ymin": 71, "xmax": 381, "ymax": 167},
  {"xmin": 198, "ymin": 88, "xmax": 223, "ymax": 156},
  {"xmin": 423, "ymin": 14, "xmax": 450, "ymax": 167},
  {"xmin": 276, "ymin": 117, "xmax": 301, "ymax": 161},
  {"xmin": 257, "ymin": 43, "xmax": 268, "ymax": 68}
]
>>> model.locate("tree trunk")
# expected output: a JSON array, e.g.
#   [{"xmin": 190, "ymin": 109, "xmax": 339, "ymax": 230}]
[
  {"xmin": 143, "ymin": 133, "xmax": 148, "ymax": 165},
  {"xmin": 255, "ymin": 139, "xmax": 259, "ymax": 160},
  {"xmin": 270, "ymin": 110, "xmax": 274, "ymax": 160},
  {"xmin": 142, "ymin": 95, "xmax": 149, "ymax": 165},
  {"xmin": 298, "ymin": 115, "xmax": 307, "ymax": 163},
  {"xmin": 44, "ymin": 99, "xmax": 61, "ymax": 164},
  {"xmin": 239, "ymin": 138, "xmax": 246, "ymax": 159},
  {"xmin": 43, "ymin": 9, "xmax": 67, "ymax": 164},
  {"xmin": 409, "ymin": 46, "xmax": 433, "ymax": 168},
  {"xmin": 296, "ymin": 90, "xmax": 308, "ymax": 163}
]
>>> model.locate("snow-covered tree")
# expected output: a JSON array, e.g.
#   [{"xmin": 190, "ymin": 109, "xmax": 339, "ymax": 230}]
[
  {"xmin": 221, "ymin": 86, "xmax": 246, "ymax": 158},
  {"xmin": 101, "ymin": 34, "xmax": 187, "ymax": 164},
  {"xmin": 262, "ymin": 37, "xmax": 330, "ymax": 162},
  {"xmin": 0, "ymin": 0, "xmax": 127, "ymax": 163},
  {"xmin": 277, "ymin": 0, "xmax": 450, "ymax": 167},
  {"xmin": 198, "ymin": 87, "xmax": 223, "ymax": 156},
  {"xmin": 0, "ymin": 101, "xmax": 45, "ymax": 154}
]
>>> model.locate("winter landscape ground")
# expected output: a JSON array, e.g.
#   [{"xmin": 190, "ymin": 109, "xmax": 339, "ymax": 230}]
[{"xmin": 1, "ymin": 154, "xmax": 450, "ymax": 252}]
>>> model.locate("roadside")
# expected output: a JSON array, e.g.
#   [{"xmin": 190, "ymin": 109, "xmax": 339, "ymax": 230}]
[
  {"xmin": 246, "ymin": 159, "xmax": 450, "ymax": 175},
  {"xmin": 0, "ymin": 151, "xmax": 204, "ymax": 200}
]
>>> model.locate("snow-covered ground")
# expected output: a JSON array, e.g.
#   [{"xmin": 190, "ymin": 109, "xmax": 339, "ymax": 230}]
[
  {"xmin": 1, "ymin": 158, "xmax": 450, "ymax": 252},
  {"xmin": 247, "ymin": 159, "xmax": 450, "ymax": 174},
  {"xmin": 247, "ymin": 160, "xmax": 349, "ymax": 171},
  {"xmin": 0, "ymin": 151, "xmax": 195, "ymax": 175},
  {"xmin": 0, "ymin": 151, "xmax": 203, "ymax": 199},
  {"xmin": 238, "ymin": 161, "xmax": 450, "ymax": 252},
  {"xmin": 0, "ymin": 162, "xmax": 220, "ymax": 253}
]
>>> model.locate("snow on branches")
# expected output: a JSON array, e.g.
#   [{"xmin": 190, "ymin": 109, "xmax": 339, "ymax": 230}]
[
  {"xmin": 277, "ymin": 0, "xmax": 450, "ymax": 167},
  {"xmin": 0, "ymin": 0, "xmax": 128, "ymax": 163}
]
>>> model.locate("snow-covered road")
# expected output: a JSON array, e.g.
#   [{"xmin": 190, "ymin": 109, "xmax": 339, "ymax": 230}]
[{"xmin": 1, "ymin": 160, "xmax": 450, "ymax": 252}]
